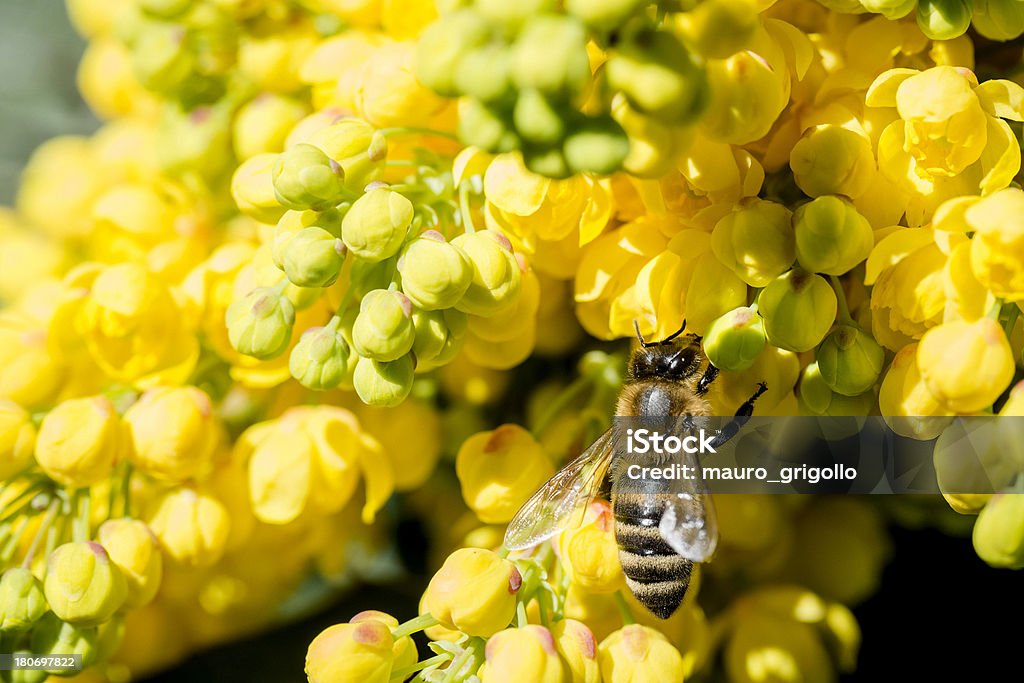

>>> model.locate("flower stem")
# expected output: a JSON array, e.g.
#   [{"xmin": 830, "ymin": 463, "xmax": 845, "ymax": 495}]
[
  {"xmin": 829, "ymin": 275, "xmax": 854, "ymax": 325},
  {"xmin": 614, "ymin": 591, "xmax": 636, "ymax": 626},
  {"xmin": 22, "ymin": 499, "xmax": 60, "ymax": 569},
  {"xmin": 72, "ymin": 488, "xmax": 91, "ymax": 543},
  {"xmin": 391, "ymin": 613, "xmax": 440, "ymax": 640},
  {"xmin": 390, "ymin": 654, "xmax": 449, "ymax": 681},
  {"xmin": 516, "ymin": 600, "xmax": 528, "ymax": 628}
]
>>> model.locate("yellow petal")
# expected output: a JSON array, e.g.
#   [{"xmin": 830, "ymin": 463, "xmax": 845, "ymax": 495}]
[
  {"xmin": 453, "ymin": 147, "xmax": 492, "ymax": 186},
  {"xmin": 357, "ymin": 432, "xmax": 394, "ymax": 524},
  {"xmin": 866, "ymin": 68, "xmax": 919, "ymax": 108},
  {"xmin": 764, "ymin": 18, "xmax": 813, "ymax": 80},
  {"xmin": 932, "ymin": 196, "xmax": 980, "ymax": 231},
  {"xmin": 483, "ymin": 154, "xmax": 550, "ymax": 216},
  {"xmin": 864, "ymin": 228, "xmax": 934, "ymax": 285},
  {"xmin": 975, "ymin": 79, "xmax": 1024, "ymax": 122},
  {"xmin": 977, "ymin": 118, "xmax": 1021, "ymax": 196}
]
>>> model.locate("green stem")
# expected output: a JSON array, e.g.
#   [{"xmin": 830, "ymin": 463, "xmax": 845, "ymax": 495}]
[
  {"xmin": 391, "ymin": 613, "xmax": 440, "ymax": 640},
  {"xmin": 22, "ymin": 499, "xmax": 60, "ymax": 569},
  {"xmin": 614, "ymin": 591, "xmax": 636, "ymax": 626},
  {"xmin": 0, "ymin": 486, "xmax": 45, "ymax": 526},
  {"xmin": 828, "ymin": 275, "xmax": 854, "ymax": 325},
  {"xmin": 458, "ymin": 182, "xmax": 477, "ymax": 234},
  {"xmin": 1002, "ymin": 302, "xmax": 1020, "ymax": 338},
  {"xmin": 440, "ymin": 646, "xmax": 473, "ymax": 683},
  {"xmin": 120, "ymin": 465, "xmax": 133, "ymax": 518},
  {"xmin": 390, "ymin": 654, "xmax": 449, "ymax": 681},
  {"xmin": 516, "ymin": 600, "xmax": 528, "ymax": 628},
  {"xmin": 72, "ymin": 488, "xmax": 91, "ymax": 543},
  {"xmin": 987, "ymin": 299, "xmax": 1003, "ymax": 321},
  {"xmin": 1, "ymin": 516, "xmax": 31, "ymax": 564},
  {"xmin": 531, "ymin": 375, "xmax": 594, "ymax": 437}
]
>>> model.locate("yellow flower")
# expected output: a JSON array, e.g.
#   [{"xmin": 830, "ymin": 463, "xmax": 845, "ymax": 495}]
[
  {"xmin": 551, "ymin": 619, "xmax": 600, "ymax": 683},
  {"xmin": 878, "ymin": 343, "xmax": 953, "ymax": 439},
  {"xmin": 35, "ymin": 396, "xmax": 123, "ymax": 488},
  {"xmin": 0, "ymin": 399, "xmax": 36, "ymax": 479},
  {"xmin": 232, "ymin": 153, "xmax": 288, "ymax": 225},
  {"xmin": 242, "ymin": 406, "xmax": 393, "ymax": 524},
  {"xmin": 972, "ymin": 493, "xmax": 1024, "ymax": 569},
  {"xmin": 49, "ymin": 263, "xmax": 199, "ymax": 387},
  {"xmin": 0, "ymin": 210, "xmax": 67, "ymax": 303},
  {"xmin": 354, "ymin": 42, "xmax": 448, "ymax": 128},
  {"xmin": 957, "ymin": 188, "xmax": 1024, "ymax": 301},
  {"xmin": 556, "ymin": 500, "xmax": 625, "ymax": 594},
  {"xmin": 917, "ymin": 318, "xmax": 1014, "ymax": 413},
  {"xmin": 16, "ymin": 136, "xmax": 105, "ymax": 240},
  {"xmin": 598, "ymin": 624, "xmax": 685, "ymax": 683},
  {"xmin": 44, "ymin": 542, "xmax": 127, "ymax": 626},
  {"xmin": 423, "ymin": 547, "xmax": 521, "ymax": 637},
  {"xmin": 869, "ymin": 67, "xmax": 1024, "ymax": 221},
  {"xmin": 97, "ymin": 519, "xmax": 163, "ymax": 608},
  {"xmin": 358, "ymin": 398, "xmax": 442, "ymax": 491},
  {"xmin": 305, "ymin": 620, "xmax": 394, "ymax": 683},
  {"xmin": 144, "ymin": 484, "xmax": 231, "ymax": 567},
  {"xmin": 481, "ymin": 625, "xmax": 566, "ymax": 683},
  {"xmin": 124, "ymin": 387, "xmax": 220, "ymax": 482},
  {"xmin": 456, "ymin": 424, "xmax": 554, "ymax": 524}
]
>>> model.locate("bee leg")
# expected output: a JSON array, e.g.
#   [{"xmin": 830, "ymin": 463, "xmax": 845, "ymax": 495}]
[
  {"xmin": 705, "ymin": 382, "xmax": 768, "ymax": 449},
  {"xmin": 695, "ymin": 364, "xmax": 719, "ymax": 396}
]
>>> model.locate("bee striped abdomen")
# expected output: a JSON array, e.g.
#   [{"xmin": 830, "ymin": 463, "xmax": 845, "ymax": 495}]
[{"xmin": 613, "ymin": 492, "xmax": 693, "ymax": 619}]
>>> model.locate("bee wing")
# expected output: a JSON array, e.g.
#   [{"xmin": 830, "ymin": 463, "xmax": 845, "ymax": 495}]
[
  {"xmin": 503, "ymin": 428, "xmax": 616, "ymax": 551},
  {"xmin": 658, "ymin": 452, "xmax": 718, "ymax": 561}
]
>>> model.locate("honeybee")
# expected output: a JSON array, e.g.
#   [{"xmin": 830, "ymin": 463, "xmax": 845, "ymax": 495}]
[{"xmin": 504, "ymin": 322, "xmax": 768, "ymax": 619}]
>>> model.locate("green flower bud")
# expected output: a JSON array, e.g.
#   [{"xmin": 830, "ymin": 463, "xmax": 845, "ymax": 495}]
[
  {"xmin": 352, "ymin": 290, "xmax": 416, "ymax": 361},
  {"xmin": 226, "ymin": 287, "xmax": 296, "ymax": 360},
  {"xmin": 566, "ymin": 0, "xmax": 647, "ymax": 32},
  {"xmin": 283, "ymin": 227, "xmax": 346, "ymax": 288},
  {"xmin": 272, "ymin": 143, "xmax": 347, "ymax": 211},
  {"xmin": 416, "ymin": 9, "xmax": 492, "ymax": 96},
  {"xmin": 815, "ymin": 324, "xmax": 885, "ymax": 396},
  {"xmin": 455, "ymin": 44, "xmax": 513, "ymax": 104},
  {"xmin": 458, "ymin": 99, "xmax": 520, "ymax": 153},
  {"xmin": 758, "ymin": 269, "xmax": 837, "ymax": 353},
  {"xmin": 703, "ymin": 306, "xmax": 767, "ymax": 372},
  {"xmin": 793, "ymin": 196, "xmax": 873, "ymax": 276},
  {"xmin": 563, "ymin": 116, "xmax": 630, "ymax": 176},
  {"xmin": 233, "ymin": 93, "xmax": 308, "ymax": 161},
  {"xmin": 453, "ymin": 231, "xmax": 522, "ymax": 316},
  {"xmin": 798, "ymin": 361, "xmax": 833, "ymax": 415},
  {"xmin": 511, "ymin": 15, "xmax": 590, "ymax": 97},
  {"xmin": 354, "ymin": 355, "xmax": 415, "ymax": 407},
  {"xmin": 0, "ymin": 568, "xmax": 47, "ymax": 632},
  {"xmin": 272, "ymin": 208, "xmax": 344, "ymax": 270},
  {"xmin": 131, "ymin": 21, "xmax": 195, "ymax": 95},
  {"xmin": 399, "ymin": 231, "xmax": 472, "ymax": 310},
  {"xmin": 303, "ymin": 118, "xmax": 384, "ymax": 193},
  {"xmin": 523, "ymin": 145, "xmax": 571, "ymax": 179},
  {"xmin": 972, "ymin": 0, "xmax": 1024, "ymax": 41},
  {"xmin": 44, "ymin": 542, "xmax": 127, "ymax": 626},
  {"xmin": 30, "ymin": 612, "xmax": 98, "ymax": 671},
  {"xmin": 712, "ymin": 199, "xmax": 795, "ymax": 287},
  {"xmin": 973, "ymin": 493, "xmax": 1024, "ymax": 569},
  {"xmin": 916, "ymin": 0, "xmax": 971, "ymax": 40},
  {"xmin": 289, "ymin": 318, "xmax": 356, "ymax": 391},
  {"xmin": 341, "ymin": 188, "xmax": 414, "ymax": 263},
  {"xmin": 606, "ymin": 28, "xmax": 707, "ymax": 125},
  {"xmin": 158, "ymin": 104, "xmax": 233, "ymax": 180},
  {"xmin": 413, "ymin": 308, "xmax": 468, "ymax": 371},
  {"xmin": 514, "ymin": 89, "xmax": 566, "ymax": 146},
  {"xmin": 790, "ymin": 125, "xmax": 876, "ymax": 200}
]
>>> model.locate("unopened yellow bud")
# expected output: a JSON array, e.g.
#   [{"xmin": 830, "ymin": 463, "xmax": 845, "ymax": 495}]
[
  {"xmin": 44, "ymin": 542, "xmax": 127, "ymax": 626},
  {"xmin": 423, "ymin": 547, "xmax": 521, "ymax": 637},
  {"xmin": 305, "ymin": 620, "xmax": 394, "ymax": 683},
  {"xmin": 124, "ymin": 387, "xmax": 218, "ymax": 482},
  {"xmin": 341, "ymin": 188, "xmax": 414, "ymax": 263},
  {"xmin": 412, "ymin": 308, "xmax": 468, "ymax": 371},
  {"xmin": 233, "ymin": 93, "xmax": 308, "ymax": 160},
  {"xmin": 452, "ymin": 231, "xmax": 521, "ymax": 316},
  {"xmin": 353, "ymin": 355, "xmax": 415, "ymax": 407},
  {"xmin": 676, "ymin": 0, "xmax": 758, "ymax": 59},
  {"xmin": 598, "ymin": 624, "xmax": 685, "ymax": 683},
  {"xmin": 972, "ymin": 493, "xmax": 1024, "ymax": 569},
  {"xmin": 551, "ymin": 619, "xmax": 600, "ymax": 683},
  {"xmin": 815, "ymin": 325, "xmax": 885, "ymax": 396},
  {"xmin": 272, "ymin": 143, "xmax": 347, "ymax": 211},
  {"xmin": 793, "ymin": 196, "xmax": 874, "ymax": 276},
  {"xmin": 302, "ymin": 117, "xmax": 384, "ymax": 193},
  {"xmin": 398, "ymin": 231, "xmax": 472, "ymax": 310},
  {"xmin": 232, "ymin": 153, "xmax": 288, "ymax": 224},
  {"xmin": 35, "ymin": 397, "xmax": 122, "ymax": 489},
  {"xmin": 791, "ymin": 126, "xmax": 875, "ymax": 199},
  {"xmin": 145, "ymin": 485, "xmax": 231, "ymax": 567},
  {"xmin": 97, "ymin": 519, "xmax": 162, "ymax": 609},
  {"xmin": 758, "ymin": 269, "xmax": 837, "ymax": 353},
  {"xmin": 0, "ymin": 568, "xmax": 47, "ymax": 632},
  {"xmin": 558, "ymin": 500, "xmax": 624, "ymax": 594},
  {"xmin": 226, "ymin": 287, "xmax": 296, "ymax": 360},
  {"xmin": 918, "ymin": 318, "xmax": 1014, "ymax": 412},
  {"xmin": 349, "ymin": 610, "xmax": 416, "ymax": 672},
  {"xmin": 712, "ymin": 200, "xmax": 795, "ymax": 287},
  {"xmin": 456, "ymin": 424, "xmax": 554, "ymax": 524},
  {"xmin": 482, "ymin": 625, "xmax": 565, "ymax": 683},
  {"xmin": 352, "ymin": 290, "xmax": 415, "ymax": 362}
]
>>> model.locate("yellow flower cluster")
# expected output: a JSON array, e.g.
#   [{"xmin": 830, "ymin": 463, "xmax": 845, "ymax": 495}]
[{"xmin": 2, "ymin": 0, "xmax": 1023, "ymax": 681}]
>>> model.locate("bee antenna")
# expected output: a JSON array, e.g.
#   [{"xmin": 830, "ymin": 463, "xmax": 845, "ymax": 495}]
[
  {"xmin": 633, "ymin": 320, "xmax": 650, "ymax": 348},
  {"xmin": 659, "ymin": 319, "xmax": 687, "ymax": 345}
]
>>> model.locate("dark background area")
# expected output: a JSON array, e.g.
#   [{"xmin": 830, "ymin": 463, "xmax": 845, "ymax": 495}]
[{"xmin": 3, "ymin": 3, "xmax": 1019, "ymax": 681}]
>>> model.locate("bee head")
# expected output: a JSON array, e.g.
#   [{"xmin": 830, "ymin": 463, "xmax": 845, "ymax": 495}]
[{"xmin": 629, "ymin": 321, "xmax": 702, "ymax": 381}]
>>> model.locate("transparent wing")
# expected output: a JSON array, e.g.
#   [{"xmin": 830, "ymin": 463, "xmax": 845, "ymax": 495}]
[
  {"xmin": 503, "ymin": 428, "xmax": 616, "ymax": 551},
  {"xmin": 658, "ymin": 451, "xmax": 719, "ymax": 561}
]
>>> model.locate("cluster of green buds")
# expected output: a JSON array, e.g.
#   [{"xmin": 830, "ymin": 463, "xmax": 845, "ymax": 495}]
[
  {"xmin": 228, "ymin": 116, "xmax": 526, "ymax": 406},
  {"xmin": 0, "ymin": 479, "xmax": 163, "ymax": 681},
  {"xmin": 703, "ymin": 195, "xmax": 882, "ymax": 411}
]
